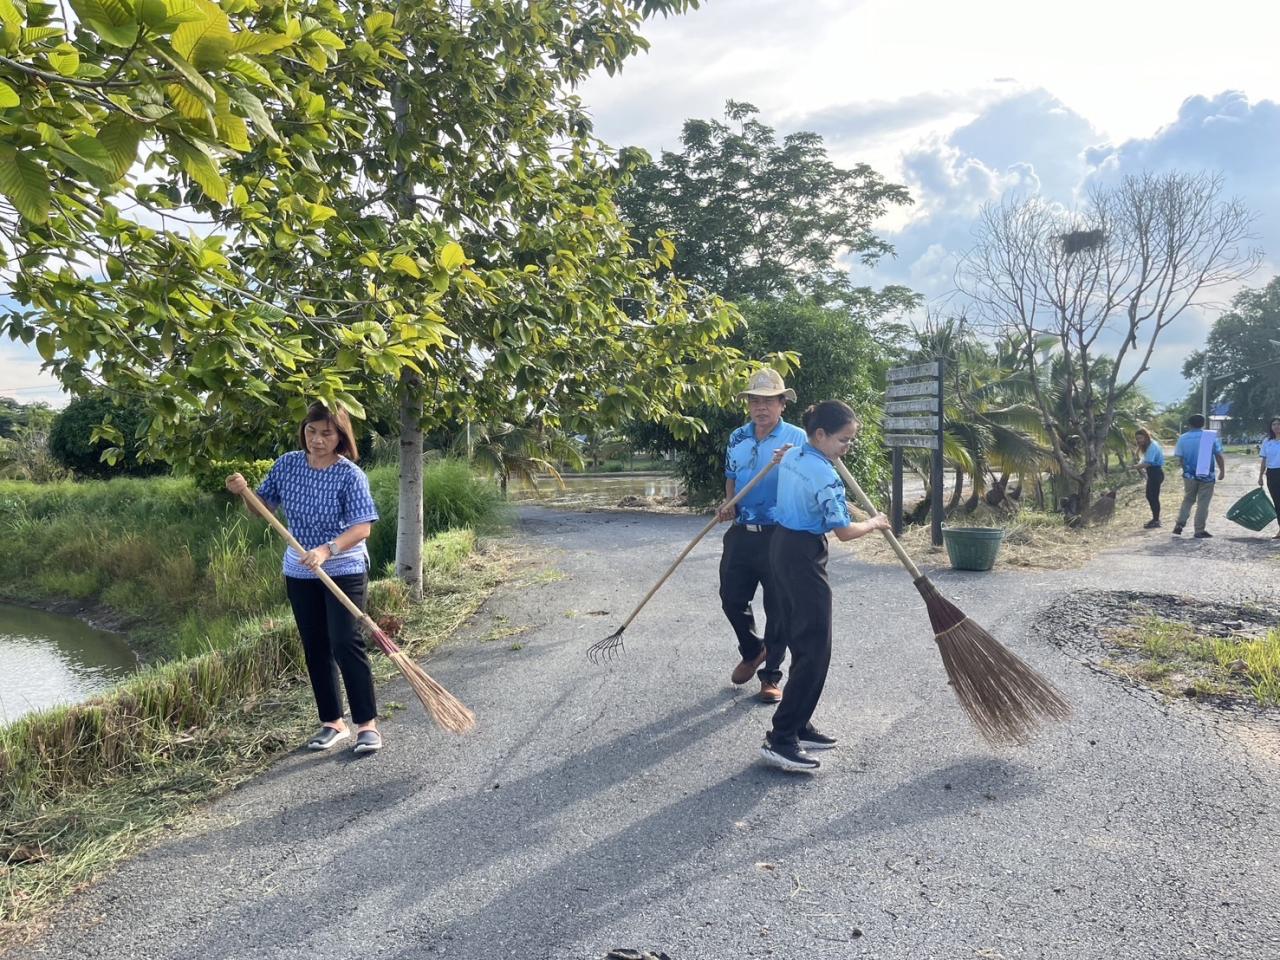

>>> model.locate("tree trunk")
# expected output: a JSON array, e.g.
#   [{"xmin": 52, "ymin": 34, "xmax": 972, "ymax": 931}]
[
  {"xmin": 396, "ymin": 371, "xmax": 424, "ymax": 599},
  {"xmin": 947, "ymin": 468, "xmax": 964, "ymax": 512}
]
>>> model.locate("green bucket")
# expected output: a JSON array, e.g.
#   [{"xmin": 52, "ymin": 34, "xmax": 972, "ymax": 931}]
[
  {"xmin": 942, "ymin": 526, "xmax": 1005, "ymax": 571},
  {"xmin": 1226, "ymin": 487, "xmax": 1278, "ymax": 532}
]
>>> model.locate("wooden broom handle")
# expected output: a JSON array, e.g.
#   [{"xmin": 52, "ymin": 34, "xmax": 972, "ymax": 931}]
[
  {"xmin": 831, "ymin": 458, "xmax": 925, "ymax": 581},
  {"xmin": 236, "ymin": 484, "xmax": 381, "ymax": 634},
  {"xmin": 618, "ymin": 456, "xmax": 784, "ymax": 631}
]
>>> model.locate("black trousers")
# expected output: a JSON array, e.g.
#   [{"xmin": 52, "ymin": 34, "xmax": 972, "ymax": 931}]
[
  {"xmin": 767, "ymin": 527, "xmax": 831, "ymax": 747},
  {"xmin": 285, "ymin": 573, "xmax": 377, "ymax": 725},
  {"xmin": 1145, "ymin": 466, "xmax": 1164, "ymax": 520},
  {"xmin": 1268, "ymin": 468, "xmax": 1280, "ymax": 526},
  {"xmin": 719, "ymin": 524, "xmax": 786, "ymax": 683}
]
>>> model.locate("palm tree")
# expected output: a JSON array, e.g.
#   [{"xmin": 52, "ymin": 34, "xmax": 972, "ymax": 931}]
[{"xmin": 453, "ymin": 421, "xmax": 584, "ymax": 498}]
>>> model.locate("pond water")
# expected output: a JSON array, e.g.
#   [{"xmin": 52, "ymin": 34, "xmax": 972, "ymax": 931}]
[
  {"xmin": 505, "ymin": 472, "xmax": 684, "ymax": 510},
  {"xmin": 0, "ymin": 603, "xmax": 138, "ymax": 724}
]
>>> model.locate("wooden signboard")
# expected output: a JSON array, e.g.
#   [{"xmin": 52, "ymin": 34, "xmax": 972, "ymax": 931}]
[{"xmin": 883, "ymin": 359, "xmax": 945, "ymax": 545}]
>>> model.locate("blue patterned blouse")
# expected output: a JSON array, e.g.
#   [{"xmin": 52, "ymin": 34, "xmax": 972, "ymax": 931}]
[
  {"xmin": 771, "ymin": 443, "xmax": 853, "ymax": 535},
  {"xmin": 256, "ymin": 451, "xmax": 379, "ymax": 579}
]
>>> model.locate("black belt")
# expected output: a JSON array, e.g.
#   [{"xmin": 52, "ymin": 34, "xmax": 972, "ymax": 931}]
[{"xmin": 739, "ymin": 523, "xmax": 774, "ymax": 533}]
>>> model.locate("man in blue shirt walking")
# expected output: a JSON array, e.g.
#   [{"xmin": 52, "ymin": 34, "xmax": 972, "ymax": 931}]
[
  {"xmin": 718, "ymin": 368, "xmax": 807, "ymax": 702},
  {"xmin": 1171, "ymin": 414, "xmax": 1226, "ymax": 538}
]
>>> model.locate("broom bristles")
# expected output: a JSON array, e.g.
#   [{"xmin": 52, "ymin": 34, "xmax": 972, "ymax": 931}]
[
  {"xmin": 914, "ymin": 576, "xmax": 1070, "ymax": 746},
  {"xmin": 389, "ymin": 651, "xmax": 476, "ymax": 734}
]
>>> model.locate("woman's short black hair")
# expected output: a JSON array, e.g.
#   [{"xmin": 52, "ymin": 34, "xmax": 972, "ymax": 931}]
[
  {"xmin": 801, "ymin": 400, "xmax": 859, "ymax": 437},
  {"xmin": 1269, "ymin": 417, "xmax": 1280, "ymax": 440},
  {"xmin": 298, "ymin": 402, "xmax": 359, "ymax": 461}
]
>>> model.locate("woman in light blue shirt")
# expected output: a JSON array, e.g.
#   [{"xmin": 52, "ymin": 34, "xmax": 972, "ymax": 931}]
[
  {"xmin": 1134, "ymin": 427, "xmax": 1165, "ymax": 529},
  {"xmin": 1258, "ymin": 417, "xmax": 1280, "ymax": 537},
  {"xmin": 759, "ymin": 400, "xmax": 889, "ymax": 773}
]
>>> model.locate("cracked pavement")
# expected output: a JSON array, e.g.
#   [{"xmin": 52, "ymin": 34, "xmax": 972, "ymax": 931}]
[{"xmin": 5, "ymin": 459, "xmax": 1279, "ymax": 960}]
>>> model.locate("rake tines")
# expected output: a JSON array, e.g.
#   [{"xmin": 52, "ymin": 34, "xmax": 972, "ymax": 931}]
[{"xmin": 587, "ymin": 627, "xmax": 626, "ymax": 665}]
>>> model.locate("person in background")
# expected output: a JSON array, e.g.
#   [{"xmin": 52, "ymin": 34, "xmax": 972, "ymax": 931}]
[
  {"xmin": 226, "ymin": 401, "xmax": 382, "ymax": 754},
  {"xmin": 1171, "ymin": 414, "xmax": 1226, "ymax": 539},
  {"xmin": 758, "ymin": 400, "xmax": 890, "ymax": 773},
  {"xmin": 1133, "ymin": 427, "xmax": 1165, "ymax": 529},
  {"xmin": 718, "ymin": 368, "xmax": 807, "ymax": 703},
  {"xmin": 1257, "ymin": 417, "xmax": 1280, "ymax": 539}
]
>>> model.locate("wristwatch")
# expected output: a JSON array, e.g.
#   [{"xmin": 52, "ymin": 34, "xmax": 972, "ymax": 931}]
[{"xmin": 325, "ymin": 540, "xmax": 340, "ymax": 554}]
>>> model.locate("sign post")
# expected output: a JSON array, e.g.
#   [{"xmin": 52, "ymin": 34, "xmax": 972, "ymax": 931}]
[{"xmin": 884, "ymin": 359, "xmax": 945, "ymax": 546}]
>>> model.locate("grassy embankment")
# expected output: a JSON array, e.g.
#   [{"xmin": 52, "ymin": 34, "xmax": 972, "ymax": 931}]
[{"xmin": 0, "ymin": 460, "xmax": 508, "ymax": 934}]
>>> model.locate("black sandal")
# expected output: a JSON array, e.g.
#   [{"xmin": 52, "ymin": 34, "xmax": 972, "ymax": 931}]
[{"xmin": 306, "ymin": 726, "xmax": 349, "ymax": 750}]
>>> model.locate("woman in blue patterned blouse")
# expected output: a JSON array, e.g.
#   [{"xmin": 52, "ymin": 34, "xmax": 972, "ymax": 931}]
[
  {"xmin": 759, "ymin": 400, "xmax": 890, "ymax": 774},
  {"xmin": 226, "ymin": 402, "xmax": 382, "ymax": 754}
]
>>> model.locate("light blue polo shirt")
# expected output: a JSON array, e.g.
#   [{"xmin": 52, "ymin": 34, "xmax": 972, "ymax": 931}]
[
  {"xmin": 1173, "ymin": 430, "xmax": 1223, "ymax": 482},
  {"xmin": 257, "ymin": 451, "xmax": 380, "ymax": 578},
  {"xmin": 1262, "ymin": 438, "xmax": 1280, "ymax": 469},
  {"xmin": 771, "ymin": 443, "xmax": 853, "ymax": 535},
  {"xmin": 724, "ymin": 419, "xmax": 807, "ymax": 526},
  {"xmin": 1141, "ymin": 442, "xmax": 1165, "ymax": 468}
]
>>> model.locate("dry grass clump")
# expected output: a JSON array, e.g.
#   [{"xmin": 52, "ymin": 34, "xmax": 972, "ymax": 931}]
[{"xmin": 847, "ymin": 474, "xmax": 1170, "ymax": 571}]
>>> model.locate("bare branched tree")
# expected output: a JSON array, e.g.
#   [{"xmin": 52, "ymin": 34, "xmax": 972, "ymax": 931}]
[{"xmin": 957, "ymin": 172, "xmax": 1260, "ymax": 511}]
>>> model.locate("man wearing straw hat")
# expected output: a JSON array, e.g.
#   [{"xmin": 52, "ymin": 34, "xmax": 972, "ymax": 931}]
[{"xmin": 718, "ymin": 367, "xmax": 806, "ymax": 702}]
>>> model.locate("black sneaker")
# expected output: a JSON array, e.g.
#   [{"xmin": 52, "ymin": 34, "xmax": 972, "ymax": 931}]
[
  {"xmin": 1194, "ymin": 530, "xmax": 1213, "ymax": 538},
  {"xmin": 798, "ymin": 727, "xmax": 838, "ymax": 751},
  {"xmin": 1172, "ymin": 525, "xmax": 1184, "ymax": 535},
  {"xmin": 760, "ymin": 733, "xmax": 820, "ymax": 772},
  {"xmin": 1143, "ymin": 519, "xmax": 1161, "ymax": 529},
  {"xmin": 306, "ymin": 726, "xmax": 349, "ymax": 751}
]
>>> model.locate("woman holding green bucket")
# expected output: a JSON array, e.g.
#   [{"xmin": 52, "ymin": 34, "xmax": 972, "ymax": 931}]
[{"xmin": 1258, "ymin": 417, "xmax": 1280, "ymax": 538}]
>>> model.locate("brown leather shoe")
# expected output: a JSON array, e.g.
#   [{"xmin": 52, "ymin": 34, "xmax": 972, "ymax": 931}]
[
  {"xmin": 759, "ymin": 680, "xmax": 783, "ymax": 703},
  {"xmin": 731, "ymin": 648, "xmax": 768, "ymax": 685}
]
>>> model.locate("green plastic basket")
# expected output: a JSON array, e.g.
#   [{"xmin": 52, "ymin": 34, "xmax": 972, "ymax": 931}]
[
  {"xmin": 1226, "ymin": 487, "xmax": 1278, "ymax": 531},
  {"xmin": 942, "ymin": 526, "xmax": 1005, "ymax": 571}
]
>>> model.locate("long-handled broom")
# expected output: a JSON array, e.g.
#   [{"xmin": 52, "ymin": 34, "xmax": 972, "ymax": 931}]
[
  {"xmin": 587, "ymin": 457, "xmax": 784, "ymax": 664},
  {"xmin": 237, "ymin": 486, "xmax": 475, "ymax": 734},
  {"xmin": 831, "ymin": 459, "xmax": 1070, "ymax": 745}
]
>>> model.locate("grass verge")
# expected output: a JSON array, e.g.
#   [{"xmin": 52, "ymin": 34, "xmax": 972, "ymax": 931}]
[
  {"xmin": 0, "ymin": 530, "xmax": 511, "ymax": 940},
  {"xmin": 1103, "ymin": 616, "xmax": 1280, "ymax": 706}
]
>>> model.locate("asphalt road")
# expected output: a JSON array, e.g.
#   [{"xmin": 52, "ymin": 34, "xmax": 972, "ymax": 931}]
[{"xmin": 7, "ymin": 460, "xmax": 1280, "ymax": 960}]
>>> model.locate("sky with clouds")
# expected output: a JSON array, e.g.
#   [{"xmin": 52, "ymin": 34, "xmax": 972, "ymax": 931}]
[
  {"xmin": 4, "ymin": 0, "xmax": 1278, "ymax": 406},
  {"xmin": 579, "ymin": 0, "xmax": 1280, "ymax": 404}
]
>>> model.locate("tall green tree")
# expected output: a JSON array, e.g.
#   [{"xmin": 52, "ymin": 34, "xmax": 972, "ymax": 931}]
[
  {"xmin": 617, "ymin": 102, "xmax": 917, "ymax": 502},
  {"xmin": 1183, "ymin": 275, "xmax": 1280, "ymax": 435},
  {"xmin": 6, "ymin": 0, "xmax": 750, "ymax": 596}
]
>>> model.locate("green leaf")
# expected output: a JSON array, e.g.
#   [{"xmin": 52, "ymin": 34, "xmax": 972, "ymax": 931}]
[
  {"xmin": 96, "ymin": 116, "xmax": 142, "ymax": 179},
  {"xmin": 36, "ymin": 332, "xmax": 55, "ymax": 361},
  {"xmin": 148, "ymin": 39, "xmax": 216, "ymax": 103},
  {"xmin": 228, "ymin": 87, "xmax": 279, "ymax": 143},
  {"xmin": 170, "ymin": 137, "xmax": 227, "ymax": 204},
  {"xmin": 47, "ymin": 41, "xmax": 80, "ymax": 75},
  {"xmin": 172, "ymin": 0, "xmax": 232, "ymax": 70},
  {"xmin": 20, "ymin": 26, "xmax": 64, "ymax": 45},
  {"xmin": 230, "ymin": 30, "xmax": 292, "ymax": 55},
  {"xmin": 0, "ymin": 145, "xmax": 50, "ymax": 224},
  {"xmin": 0, "ymin": 79, "xmax": 17, "ymax": 108},
  {"xmin": 391, "ymin": 254, "xmax": 421, "ymax": 278},
  {"xmin": 70, "ymin": 0, "xmax": 140, "ymax": 46},
  {"xmin": 0, "ymin": 0, "xmax": 20, "ymax": 29},
  {"xmin": 439, "ymin": 241, "xmax": 466, "ymax": 270},
  {"xmin": 166, "ymin": 82, "xmax": 212, "ymax": 122}
]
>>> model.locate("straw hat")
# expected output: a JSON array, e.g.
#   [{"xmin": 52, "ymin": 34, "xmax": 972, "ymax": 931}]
[{"xmin": 737, "ymin": 367, "xmax": 796, "ymax": 402}]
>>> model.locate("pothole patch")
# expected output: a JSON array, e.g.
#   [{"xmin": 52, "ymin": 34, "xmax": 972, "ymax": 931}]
[{"xmin": 1038, "ymin": 590, "xmax": 1280, "ymax": 719}]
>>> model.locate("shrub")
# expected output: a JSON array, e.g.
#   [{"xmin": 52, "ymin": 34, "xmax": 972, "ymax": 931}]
[
  {"xmin": 187, "ymin": 459, "xmax": 275, "ymax": 497},
  {"xmin": 48, "ymin": 394, "xmax": 167, "ymax": 479}
]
